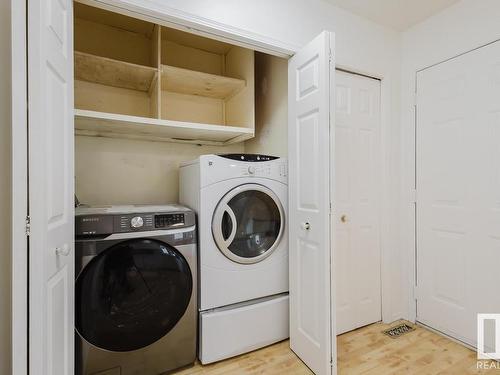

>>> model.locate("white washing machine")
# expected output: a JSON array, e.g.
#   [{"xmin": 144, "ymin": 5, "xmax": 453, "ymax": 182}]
[{"xmin": 180, "ymin": 154, "xmax": 289, "ymax": 364}]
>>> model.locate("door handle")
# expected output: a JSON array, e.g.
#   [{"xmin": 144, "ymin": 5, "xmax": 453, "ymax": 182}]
[
  {"xmin": 222, "ymin": 205, "xmax": 238, "ymax": 246},
  {"xmin": 301, "ymin": 222, "xmax": 311, "ymax": 230},
  {"xmin": 55, "ymin": 244, "xmax": 71, "ymax": 256},
  {"xmin": 340, "ymin": 215, "xmax": 348, "ymax": 223}
]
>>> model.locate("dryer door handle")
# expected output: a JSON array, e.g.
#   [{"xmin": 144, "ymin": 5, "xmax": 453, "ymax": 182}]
[{"xmin": 223, "ymin": 205, "xmax": 238, "ymax": 246}]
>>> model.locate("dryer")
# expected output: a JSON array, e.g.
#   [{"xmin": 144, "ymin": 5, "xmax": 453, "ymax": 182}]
[
  {"xmin": 75, "ymin": 205, "xmax": 197, "ymax": 375},
  {"xmin": 180, "ymin": 154, "xmax": 289, "ymax": 364}
]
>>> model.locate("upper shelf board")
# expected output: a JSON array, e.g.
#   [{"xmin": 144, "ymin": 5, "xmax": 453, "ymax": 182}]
[
  {"xmin": 161, "ymin": 65, "xmax": 246, "ymax": 99},
  {"xmin": 74, "ymin": 109, "xmax": 254, "ymax": 145},
  {"xmin": 74, "ymin": 51, "xmax": 157, "ymax": 92}
]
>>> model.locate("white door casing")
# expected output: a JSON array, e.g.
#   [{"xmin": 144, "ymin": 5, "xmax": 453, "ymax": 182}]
[
  {"xmin": 11, "ymin": 1, "xmax": 28, "ymax": 374},
  {"xmin": 334, "ymin": 71, "xmax": 382, "ymax": 335},
  {"xmin": 28, "ymin": 0, "xmax": 74, "ymax": 374},
  {"xmin": 288, "ymin": 31, "xmax": 335, "ymax": 375},
  {"xmin": 416, "ymin": 40, "xmax": 500, "ymax": 347}
]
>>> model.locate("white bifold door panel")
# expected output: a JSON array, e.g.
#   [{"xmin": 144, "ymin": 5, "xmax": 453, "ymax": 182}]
[
  {"xmin": 334, "ymin": 71, "xmax": 381, "ymax": 335},
  {"xmin": 416, "ymin": 40, "xmax": 500, "ymax": 347},
  {"xmin": 28, "ymin": 0, "xmax": 75, "ymax": 374},
  {"xmin": 288, "ymin": 31, "xmax": 335, "ymax": 375}
]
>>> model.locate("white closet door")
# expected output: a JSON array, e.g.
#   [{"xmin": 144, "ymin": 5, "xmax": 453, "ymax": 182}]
[
  {"xmin": 416, "ymin": 40, "xmax": 500, "ymax": 347},
  {"xmin": 334, "ymin": 71, "xmax": 381, "ymax": 335},
  {"xmin": 288, "ymin": 31, "xmax": 335, "ymax": 375},
  {"xmin": 28, "ymin": 0, "xmax": 75, "ymax": 374}
]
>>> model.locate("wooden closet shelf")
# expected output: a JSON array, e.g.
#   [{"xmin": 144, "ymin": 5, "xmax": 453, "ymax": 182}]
[
  {"xmin": 74, "ymin": 109, "xmax": 254, "ymax": 145},
  {"xmin": 161, "ymin": 65, "xmax": 246, "ymax": 99},
  {"xmin": 74, "ymin": 51, "xmax": 157, "ymax": 92}
]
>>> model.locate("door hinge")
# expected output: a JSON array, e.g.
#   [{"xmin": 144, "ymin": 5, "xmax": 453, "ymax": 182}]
[
  {"xmin": 411, "ymin": 189, "xmax": 417, "ymax": 204},
  {"xmin": 329, "ymin": 202, "xmax": 333, "ymax": 215},
  {"xmin": 329, "ymin": 48, "xmax": 333, "ymax": 64},
  {"xmin": 413, "ymin": 285, "xmax": 418, "ymax": 300},
  {"xmin": 25, "ymin": 215, "xmax": 31, "ymax": 236}
]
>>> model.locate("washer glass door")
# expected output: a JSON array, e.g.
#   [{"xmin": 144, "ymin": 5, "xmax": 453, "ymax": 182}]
[
  {"xmin": 212, "ymin": 183, "xmax": 284, "ymax": 264},
  {"xmin": 75, "ymin": 238, "xmax": 192, "ymax": 352}
]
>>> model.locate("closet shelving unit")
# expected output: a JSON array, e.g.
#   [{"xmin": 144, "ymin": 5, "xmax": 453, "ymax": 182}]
[{"xmin": 73, "ymin": 4, "xmax": 255, "ymax": 145}]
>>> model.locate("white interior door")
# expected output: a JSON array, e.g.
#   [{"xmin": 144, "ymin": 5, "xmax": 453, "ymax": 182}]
[
  {"xmin": 288, "ymin": 31, "xmax": 335, "ymax": 375},
  {"xmin": 416, "ymin": 40, "xmax": 500, "ymax": 347},
  {"xmin": 334, "ymin": 71, "xmax": 381, "ymax": 335},
  {"xmin": 28, "ymin": 0, "xmax": 74, "ymax": 374}
]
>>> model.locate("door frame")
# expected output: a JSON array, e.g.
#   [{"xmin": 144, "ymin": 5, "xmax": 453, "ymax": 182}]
[
  {"xmin": 333, "ymin": 68, "xmax": 384, "ymax": 333},
  {"xmin": 11, "ymin": 1, "xmax": 28, "ymax": 374},
  {"xmin": 12, "ymin": 1, "xmax": 398, "ymax": 373},
  {"xmin": 77, "ymin": 0, "xmax": 300, "ymax": 58},
  {"xmin": 336, "ymin": 64, "xmax": 395, "ymax": 325}
]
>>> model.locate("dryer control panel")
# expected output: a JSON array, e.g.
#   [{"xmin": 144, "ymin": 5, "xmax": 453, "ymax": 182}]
[
  {"xmin": 196, "ymin": 154, "xmax": 288, "ymax": 187},
  {"xmin": 218, "ymin": 154, "xmax": 278, "ymax": 162}
]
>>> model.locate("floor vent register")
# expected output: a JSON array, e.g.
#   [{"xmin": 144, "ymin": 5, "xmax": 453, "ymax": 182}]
[{"xmin": 382, "ymin": 322, "xmax": 415, "ymax": 339}]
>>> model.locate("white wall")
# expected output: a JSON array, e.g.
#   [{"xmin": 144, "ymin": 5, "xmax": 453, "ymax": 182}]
[
  {"xmin": 121, "ymin": 0, "xmax": 401, "ymax": 76},
  {"xmin": 0, "ymin": 0, "xmax": 12, "ymax": 373},
  {"xmin": 400, "ymin": 0, "xmax": 500, "ymax": 321},
  {"xmin": 245, "ymin": 52, "xmax": 288, "ymax": 157},
  {"xmin": 76, "ymin": 137, "xmax": 243, "ymax": 205}
]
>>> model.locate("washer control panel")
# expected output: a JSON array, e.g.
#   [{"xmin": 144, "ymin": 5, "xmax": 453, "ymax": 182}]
[
  {"xmin": 76, "ymin": 210, "xmax": 195, "ymax": 236},
  {"xmin": 118, "ymin": 214, "xmax": 154, "ymax": 232},
  {"xmin": 155, "ymin": 213, "xmax": 185, "ymax": 228},
  {"xmin": 130, "ymin": 216, "xmax": 144, "ymax": 228}
]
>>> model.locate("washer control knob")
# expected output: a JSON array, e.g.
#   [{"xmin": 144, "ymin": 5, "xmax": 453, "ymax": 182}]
[
  {"xmin": 130, "ymin": 216, "xmax": 144, "ymax": 228},
  {"xmin": 248, "ymin": 166, "xmax": 256, "ymax": 174}
]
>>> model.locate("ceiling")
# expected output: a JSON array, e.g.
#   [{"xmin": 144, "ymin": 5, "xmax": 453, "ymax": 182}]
[{"xmin": 324, "ymin": 0, "xmax": 460, "ymax": 31}]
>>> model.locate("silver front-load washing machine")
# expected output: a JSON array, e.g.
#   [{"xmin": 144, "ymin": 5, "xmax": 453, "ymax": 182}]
[{"xmin": 75, "ymin": 204, "xmax": 197, "ymax": 375}]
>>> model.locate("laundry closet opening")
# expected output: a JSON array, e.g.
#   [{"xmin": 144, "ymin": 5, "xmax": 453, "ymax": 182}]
[
  {"xmin": 72, "ymin": 2, "xmax": 289, "ymax": 373},
  {"xmin": 71, "ymin": 2, "xmax": 385, "ymax": 373},
  {"xmin": 73, "ymin": 0, "xmax": 384, "ymax": 345},
  {"xmin": 73, "ymin": 2, "xmax": 288, "ymax": 206}
]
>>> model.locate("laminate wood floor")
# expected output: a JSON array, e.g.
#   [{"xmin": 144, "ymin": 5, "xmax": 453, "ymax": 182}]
[{"xmin": 174, "ymin": 322, "xmax": 496, "ymax": 374}]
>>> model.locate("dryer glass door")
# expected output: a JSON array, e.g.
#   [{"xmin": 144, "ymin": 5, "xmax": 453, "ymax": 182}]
[
  {"xmin": 75, "ymin": 238, "xmax": 192, "ymax": 352},
  {"xmin": 212, "ymin": 183, "xmax": 285, "ymax": 264}
]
